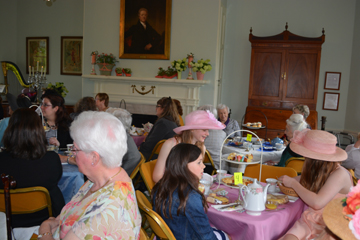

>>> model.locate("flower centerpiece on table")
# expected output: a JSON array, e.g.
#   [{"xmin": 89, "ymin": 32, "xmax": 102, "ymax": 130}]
[
  {"xmin": 96, "ymin": 53, "xmax": 118, "ymax": 76},
  {"xmin": 342, "ymin": 180, "xmax": 360, "ymax": 239},
  {"xmin": 171, "ymin": 58, "xmax": 187, "ymax": 79},
  {"xmin": 190, "ymin": 58, "xmax": 212, "ymax": 80},
  {"xmin": 46, "ymin": 82, "xmax": 69, "ymax": 98}
]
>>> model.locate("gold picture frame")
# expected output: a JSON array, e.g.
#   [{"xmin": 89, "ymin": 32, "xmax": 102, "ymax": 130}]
[
  {"xmin": 26, "ymin": 37, "xmax": 49, "ymax": 74},
  {"xmin": 119, "ymin": 0, "xmax": 172, "ymax": 60},
  {"xmin": 61, "ymin": 36, "xmax": 83, "ymax": 75}
]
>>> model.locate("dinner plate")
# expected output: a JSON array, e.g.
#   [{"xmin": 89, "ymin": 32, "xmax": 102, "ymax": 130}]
[
  {"xmin": 221, "ymin": 176, "xmax": 254, "ymax": 189},
  {"xmin": 256, "ymin": 147, "xmax": 276, "ymax": 152},
  {"xmin": 242, "ymin": 124, "xmax": 265, "ymax": 130},
  {"xmin": 222, "ymin": 156, "xmax": 260, "ymax": 165},
  {"xmin": 227, "ymin": 141, "xmax": 243, "ymax": 148}
]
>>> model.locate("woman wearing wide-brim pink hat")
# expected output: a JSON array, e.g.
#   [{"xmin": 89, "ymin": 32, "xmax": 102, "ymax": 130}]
[
  {"xmin": 279, "ymin": 129, "xmax": 352, "ymax": 240},
  {"xmin": 152, "ymin": 110, "xmax": 225, "ymax": 183}
]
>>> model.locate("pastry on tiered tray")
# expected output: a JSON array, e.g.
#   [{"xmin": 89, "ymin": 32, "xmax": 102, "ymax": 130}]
[{"xmin": 227, "ymin": 152, "xmax": 253, "ymax": 162}]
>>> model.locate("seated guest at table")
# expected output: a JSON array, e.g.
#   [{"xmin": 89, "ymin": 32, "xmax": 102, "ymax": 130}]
[
  {"xmin": 152, "ymin": 143, "xmax": 230, "ymax": 240},
  {"xmin": 153, "ymin": 110, "xmax": 225, "ymax": 183},
  {"xmin": 217, "ymin": 103, "xmax": 240, "ymax": 138},
  {"xmin": 139, "ymin": 97, "xmax": 180, "ymax": 160},
  {"xmin": 173, "ymin": 99, "xmax": 184, "ymax": 126},
  {"xmin": 198, "ymin": 105, "xmax": 227, "ymax": 171},
  {"xmin": 342, "ymin": 132, "xmax": 360, "ymax": 179},
  {"xmin": 108, "ymin": 107, "xmax": 142, "ymax": 175},
  {"xmin": 0, "ymin": 108, "xmax": 65, "ymax": 228},
  {"xmin": 95, "ymin": 92, "xmax": 109, "ymax": 111},
  {"xmin": 0, "ymin": 93, "xmax": 32, "ymax": 146},
  {"xmin": 41, "ymin": 89, "xmax": 73, "ymax": 149},
  {"xmin": 70, "ymin": 96, "xmax": 96, "ymax": 120},
  {"xmin": 277, "ymin": 114, "xmax": 307, "ymax": 167},
  {"xmin": 279, "ymin": 129, "xmax": 352, "ymax": 240},
  {"xmin": 39, "ymin": 111, "xmax": 142, "ymax": 239}
]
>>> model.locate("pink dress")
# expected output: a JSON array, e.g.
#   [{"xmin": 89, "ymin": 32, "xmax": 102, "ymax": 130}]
[{"xmin": 282, "ymin": 166, "xmax": 352, "ymax": 240}]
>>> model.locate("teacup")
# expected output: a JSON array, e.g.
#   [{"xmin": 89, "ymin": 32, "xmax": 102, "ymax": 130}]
[
  {"xmin": 199, "ymin": 179, "xmax": 211, "ymax": 195},
  {"xmin": 67, "ymin": 144, "xmax": 74, "ymax": 152},
  {"xmin": 266, "ymin": 178, "xmax": 278, "ymax": 193},
  {"xmin": 275, "ymin": 143, "xmax": 283, "ymax": 151},
  {"xmin": 216, "ymin": 170, "xmax": 227, "ymax": 182}
]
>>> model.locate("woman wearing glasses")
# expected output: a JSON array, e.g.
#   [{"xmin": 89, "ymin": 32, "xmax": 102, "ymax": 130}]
[
  {"xmin": 39, "ymin": 111, "xmax": 141, "ymax": 239},
  {"xmin": 41, "ymin": 89, "xmax": 73, "ymax": 150},
  {"xmin": 139, "ymin": 97, "xmax": 180, "ymax": 160}
]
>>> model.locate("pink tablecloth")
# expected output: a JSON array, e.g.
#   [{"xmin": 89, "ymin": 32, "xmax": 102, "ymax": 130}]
[
  {"xmin": 206, "ymin": 183, "xmax": 306, "ymax": 240},
  {"xmin": 131, "ymin": 135, "xmax": 146, "ymax": 148}
]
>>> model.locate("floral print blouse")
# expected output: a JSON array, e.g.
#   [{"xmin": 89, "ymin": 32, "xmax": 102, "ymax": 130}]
[{"xmin": 53, "ymin": 180, "xmax": 141, "ymax": 240}]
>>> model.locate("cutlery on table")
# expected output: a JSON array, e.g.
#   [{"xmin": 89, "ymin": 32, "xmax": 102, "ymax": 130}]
[{"xmin": 219, "ymin": 203, "xmax": 242, "ymax": 210}]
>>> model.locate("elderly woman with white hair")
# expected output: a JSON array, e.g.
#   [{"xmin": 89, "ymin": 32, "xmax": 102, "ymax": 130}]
[
  {"xmin": 277, "ymin": 114, "xmax": 308, "ymax": 167},
  {"xmin": 217, "ymin": 103, "xmax": 240, "ymax": 138},
  {"xmin": 39, "ymin": 111, "xmax": 141, "ymax": 239},
  {"xmin": 107, "ymin": 107, "xmax": 142, "ymax": 175},
  {"xmin": 198, "ymin": 105, "xmax": 227, "ymax": 170}
]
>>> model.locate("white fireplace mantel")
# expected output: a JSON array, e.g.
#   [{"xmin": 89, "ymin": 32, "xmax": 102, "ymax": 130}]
[{"xmin": 82, "ymin": 75, "xmax": 209, "ymax": 115}]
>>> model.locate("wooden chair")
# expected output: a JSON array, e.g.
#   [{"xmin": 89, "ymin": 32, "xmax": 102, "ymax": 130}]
[
  {"xmin": 204, "ymin": 150, "xmax": 217, "ymax": 175},
  {"xmin": 349, "ymin": 169, "xmax": 358, "ymax": 186},
  {"xmin": 147, "ymin": 139, "xmax": 166, "ymax": 162},
  {"xmin": 285, "ymin": 157, "xmax": 305, "ymax": 175},
  {"xmin": 130, "ymin": 152, "xmax": 147, "ymax": 186},
  {"xmin": 244, "ymin": 164, "xmax": 297, "ymax": 182},
  {"xmin": 139, "ymin": 160, "xmax": 157, "ymax": 193},
  {"xmin": 136, "ymin": 190, "xmax": 176, "ymax": 240}
]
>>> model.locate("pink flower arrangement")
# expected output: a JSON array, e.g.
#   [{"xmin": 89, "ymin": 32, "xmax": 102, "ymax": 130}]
[{"xmin": 343, "ymin": 180, "xmax": 360, "ymax": 239}]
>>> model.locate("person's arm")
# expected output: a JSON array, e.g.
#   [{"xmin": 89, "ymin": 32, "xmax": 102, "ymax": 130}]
[
  {"xmin": 185, "ymin": 193, "xmax": 218, "ymax": 240},
  {"xmin": 279, "ymin": 167, "xmax": 351, "ymax": 210},
  {"xmin": 233, "ymin": 120, "xmax": 241, "ymax": 137},
  {"xmin": 140, "ymin": 120, "xmax": 167, "ymax": 160},
  {"xmin": 153, "ymin": 138, "xmax": 174, "ymax": 183},
  {"xmin": 342, "ymin": 144, "xmax": 360, "ymax": 170}
]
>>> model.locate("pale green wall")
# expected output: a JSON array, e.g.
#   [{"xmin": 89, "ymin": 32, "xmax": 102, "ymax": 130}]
[
  {"xmin": 0, "ymin": 0, "xmax": 17, "ymax": 63},
  {"xmin": 223, "ymin": 0, "xmax": 356, "ymax": 131},
  {"xmin": 345, "ymin": 1, "xmax": 360, "ymax": 133}
]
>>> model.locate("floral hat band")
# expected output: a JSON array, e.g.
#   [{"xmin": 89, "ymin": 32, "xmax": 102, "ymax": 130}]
[{"xmin": 290, "ymin": 129, "xmax": 347, "ymax": 162}]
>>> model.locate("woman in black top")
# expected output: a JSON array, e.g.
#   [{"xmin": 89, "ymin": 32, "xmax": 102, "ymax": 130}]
[{"xmin": 0, "ymin": 109, "xmax": 65, "ymax": 227}]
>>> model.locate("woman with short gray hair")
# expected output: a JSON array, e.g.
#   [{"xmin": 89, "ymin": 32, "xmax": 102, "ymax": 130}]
[
  {"xmin": 108, "ymin": 108, "xmax": 142, "ymax": 175},
  {"xmin": 39, "ymin": 111, "xmax": 142, "ymax": 239},
  {"xmin": 217, "ymin": 103, "xmax": 240, "ymax": 138}
]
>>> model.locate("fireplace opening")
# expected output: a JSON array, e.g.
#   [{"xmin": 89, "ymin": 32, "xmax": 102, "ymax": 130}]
[{"xmin": 131, "ymin": 114, "xmax": 157, "ymax": 128}]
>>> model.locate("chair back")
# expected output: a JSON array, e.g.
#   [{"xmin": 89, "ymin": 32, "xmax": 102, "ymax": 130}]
[
  {"xmin": 204, "ymin": 150, "xmax": 217, "ymax": 175},
  {"xmin": 1, "ymin": 174, "xmax": 16, "ymax": 240},
  {"xmin": 285, "ymin": 157, "xmax": 305, "ymax": 174},
  {"xmin": 136, "ymin": 191, "xmax": 176, "ymax": 240},
  {"xmin": 130, "ymin": 152, "xmax": 146, "ymax": 180},
  {"xmin": 147, "ymin": 139, "xmax": 166, "ymax": 162},
  {"xmin": 140, "ymin": 160, "xmax": 157, "ymax": 193},
  {"xmin": 349, "ymin": 169, "xmax": 358, "ymax": 186},
  {"xmin": 140, "ymin": 227, "xmax": 150, "ymax": 240},
  {"xmin": 244, "ymin": 164, "xmax": 297, "ymax": 182}
]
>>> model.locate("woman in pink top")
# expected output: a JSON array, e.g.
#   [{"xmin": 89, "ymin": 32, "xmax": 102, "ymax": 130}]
[
  {"xmin": 152, "ymin": 110, "xmax": 225, "ymax": 183},
  {"xmin": 279, "ymin": 129, "xmax": 352, "ymax": 240}
]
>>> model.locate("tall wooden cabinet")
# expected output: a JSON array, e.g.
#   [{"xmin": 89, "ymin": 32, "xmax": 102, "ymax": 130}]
[{"xmin": 248, "ymin": 24, "xmax": 325, "ymax": 110}]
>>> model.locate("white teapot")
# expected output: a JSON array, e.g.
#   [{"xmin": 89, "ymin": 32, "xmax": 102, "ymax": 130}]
[{"xmin": 240, "ymin": 179, "xmax": 270, "ymax": 216}]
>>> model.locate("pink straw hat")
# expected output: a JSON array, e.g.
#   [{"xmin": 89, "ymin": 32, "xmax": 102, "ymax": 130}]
[
  {"xmin": 173, "ymin": 110, "xmax": 225, "ymax": 134},
  {"xmin": 290, "ymin": 129, "xmax": 347, "ymax": 162}
]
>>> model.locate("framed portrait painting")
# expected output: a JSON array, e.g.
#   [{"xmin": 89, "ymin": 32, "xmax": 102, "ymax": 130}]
[
  {"xmin": 61, "ymin": 36, "xmax": 83, "ymax": 75},
  {"xmin": 324, "ymin": 72, "xmax": 341, "ymax": 90},
  {"xmin": 119, "ymin": 0, "xmax": 172, "ymax": 60},
  {"xmin": 323, "ymin": 92, "xmax": 340, "ymax": 111},
  {"xmin": 26, "ymin": 37, "xmax": 49, "ymax": 74}
]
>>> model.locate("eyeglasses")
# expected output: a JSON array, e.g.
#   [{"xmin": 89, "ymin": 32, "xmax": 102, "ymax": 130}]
[
  {"xmin": 70, "ymin": 146, "xmax": 83, "ymax": 156},
  {"xmin": 41, "ymin": 103, "xmax": 52, "ymax": 108}
]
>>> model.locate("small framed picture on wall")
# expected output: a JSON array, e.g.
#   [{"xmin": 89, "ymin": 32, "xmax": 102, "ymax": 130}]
[
  {"xmin": 323, "ymin": 92, "xmax": 340, "ymax": 111},
  {"xmin": 324, "ymin": 72, "xmax": 341, "ymax": 90}
]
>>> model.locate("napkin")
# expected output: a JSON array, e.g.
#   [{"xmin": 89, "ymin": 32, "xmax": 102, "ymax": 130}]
[{"xmin": 212, "ymin": 203, "xmax": 244, "ymax": 212}]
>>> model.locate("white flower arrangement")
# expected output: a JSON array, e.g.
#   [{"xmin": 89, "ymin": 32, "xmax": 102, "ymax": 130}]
[
  {"xmin": 171, "ymin": 58, "xmax": 187, "ymax": 72},
  {"xmin": 190, "ymin": 59, "xmax": 212, "ymax": 74}
]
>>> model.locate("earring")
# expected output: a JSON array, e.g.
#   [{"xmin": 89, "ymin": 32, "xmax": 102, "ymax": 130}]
[{"xmin": 92, "ymin": 162, "xmax": 94, "ymax": 166}]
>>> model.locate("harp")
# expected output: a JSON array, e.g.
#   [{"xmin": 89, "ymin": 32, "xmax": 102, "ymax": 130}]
[{"xmin": 1, "ymin": 61, "xmax": 31, "ymax": 95}]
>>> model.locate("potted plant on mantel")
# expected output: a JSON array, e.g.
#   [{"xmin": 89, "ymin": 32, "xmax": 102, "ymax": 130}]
[
  {"xmin": 122, "ymin": 68, "xmax": 132, "ymax": 77},
  {"xmin": 164, "ymin": 66, "xmax": 177, "ymax": 79},
  {"xmin": 115, "ymin": 67, "xmax": 122, "ymax": 76},
  {"xmin": 171, "ymin": 58, "xmax": 187, "ymax": 79},
  {"xmin": 155, "ymin": 67, "xmax": 166, "ymax": 78},
  {"xmin": 96, "ymin": 53, "xmax": 118, "ymax": 76},
  {"xmin": 190, "ymin": 58, "xmax": 212, "ymax": 80}
]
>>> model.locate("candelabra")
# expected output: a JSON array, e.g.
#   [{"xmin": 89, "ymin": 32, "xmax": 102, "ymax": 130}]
[{"xmin": 28, "ymin": 71, "xmax": 47, "ymax": 104}]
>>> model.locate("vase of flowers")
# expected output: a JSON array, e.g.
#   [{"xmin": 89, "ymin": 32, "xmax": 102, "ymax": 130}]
[
  {"xmin": 122, "ymin": 68, "xmax": 132, "ymax": 77},
  {"xmin": 96, "ymin": 53, "xmax": 118, "ymax": 76},
  {"xmin": 190, "ymin": 58, "xmax": 212, "ymax": 80},
  {"xmin": 115, "ymin": 67, "xmax": 122, "ymax": 76},
  {"xmin": 171, "ymin": 58, "xmax": 187, "ymax": 79},
  {"xmin": 45, "ymin": 82, "xmax": 69, "ymax": 97}
]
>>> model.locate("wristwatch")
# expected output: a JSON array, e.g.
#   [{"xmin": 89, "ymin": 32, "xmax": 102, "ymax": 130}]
[
  {"xmin": 38, "ymin": 232, "xmax": 51, "ymax": 239},
  {"xmin": 67, "ymin": 156, "xmax": 70, "ymax": 165}
]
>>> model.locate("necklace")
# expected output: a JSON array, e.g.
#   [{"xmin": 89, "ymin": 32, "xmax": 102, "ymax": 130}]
[
  {"xmin": 46, "ymin": 121, "xmax": 57, "ymax": 130},
  {"xmin": 89, "ymin": 168, "xmax": 122, "ymax": 194}
]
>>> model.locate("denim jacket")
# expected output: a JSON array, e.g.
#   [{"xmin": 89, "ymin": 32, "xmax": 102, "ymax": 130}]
[{"xmin": 153, "ymin": 188, "xmax": 217, "ymax": 240}]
